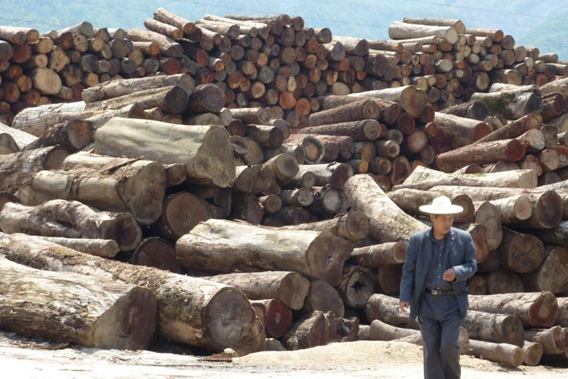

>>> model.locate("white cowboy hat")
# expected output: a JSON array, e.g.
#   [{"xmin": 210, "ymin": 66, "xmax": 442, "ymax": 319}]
[{"xmin": 419, "ymin": 196, "xmax": 463, "ymax": 215}]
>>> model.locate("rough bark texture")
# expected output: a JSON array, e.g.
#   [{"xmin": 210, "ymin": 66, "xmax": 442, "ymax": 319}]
[
  {"xmin": 0, "ymin": 255, "xmax": 157, "ymax": 350},
  {"xmin": 466, "ymin": 340, "xmax": 523, "ymax": 368},
  {"xmin": 462, "ymin": 310, "xmax": 524, "ymax": 346},
  {"xmin": 0, "ymin": 232, "xmax": 266, "ymax": 355},
  {"xmin": 349, "ymin": 241, "xmax": 408, "ymax": 267},
  {"xmin": 522, "ymin": 247, "xmax": 568, "ymax": 295},
  {"xmin": 176, "ymin": 219, "xmax": 353, "ymax": 285},
  {"xmin": 280, "ymin": 211, "xmax": 369, "ymax": 242}
]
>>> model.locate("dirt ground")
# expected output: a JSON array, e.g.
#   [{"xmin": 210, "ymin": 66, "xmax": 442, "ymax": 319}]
[{"xmin": 1, "ymin": 332, "xmax": 566, "ymax": 379}]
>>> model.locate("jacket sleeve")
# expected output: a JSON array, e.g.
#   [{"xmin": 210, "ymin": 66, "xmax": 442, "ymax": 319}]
[
  {"xmin": 452, "ymin": 232, "xmax": 477, "ymax": 282},
  {"xmin": 399, "ymin": 235, "xmax": 417, "ymax": 303}
]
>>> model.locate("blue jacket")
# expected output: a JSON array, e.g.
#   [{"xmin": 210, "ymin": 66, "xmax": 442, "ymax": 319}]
[{"xmin": 399, "ymin": 227, "xmax": 477, "ymax": 321}]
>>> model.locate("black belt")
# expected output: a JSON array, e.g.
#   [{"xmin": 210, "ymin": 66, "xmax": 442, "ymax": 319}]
[{"xmin": 425, "ymin": 288, "xmax": 468, "ymax": 296}]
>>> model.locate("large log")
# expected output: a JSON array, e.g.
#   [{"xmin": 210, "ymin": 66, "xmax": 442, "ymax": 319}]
[
  {"xmin": 486, "ymin": 269, "xmax": 524, "ymax": 294},
  {"xmin": 389, "ymin": 22, "xmax": 459, "ymax": 44},
  {"xmin": 82, "ymin": 73, "xmax": 195, "ymax": 103},
  {"xmin": 474, "ymin": 114, "xmax": 542, "ymax": 145},
  {"xmin": 0, "ymin": 200, "xmax": 141, "ymax": 251},
  {"xmin": 27, "ymin": 236, "xmax": 119, "ymax": 258},
  {"xmin": 281, "ymin": 310, "xmax": 342, "ymax": 350},
  {"xmin": 0, "ymin": 233, "xmax": 265, "ymax": 355},
  {"xmin": 29, "ymin": 152, "xmax": 167, "ymax": 225},
  {"xmin": 300, "ymin": 119, "xmax": 384, "ymax": 142},
  {"xmin": 308, "ymin": 100, "xmax": 380, "ymax": 126},
  {"xmin": 344, "ymin": 174, "xmax": 427, "ymax": 242},
  {"xmin": 322, "ymin": 95, "xmax": 401, "ymax": 125},
  {"xmin": 435, "ymin": 139, "xmax": 526, "ymax": 173},
  {"xmin": 466, "ymin": 340, "xmax": 523, "ymax": 368},
  {"xmin": 497, "ymin": 227, "xmax": 545, "ymax": 274},
  {"xmin": 347, "ymin": 86, "xmax": 427, "ymax": 118},
  {"xmin": 394, "ymin": 166, "xmax": 537, "ymax": 191},
  {"xmin": 471, "ymin": 88, "xmax": 542, "ymax": 120},
  {"xmin": 95, "ymin": 118, "xmax": 235, "ymax": 188},
  {"xmin": 176, "ymin": 219, "xmax": 353, "ymax": 285},
  {"xmin": 433, "ymin": 112, "xmax": 492, "ymax": 148},
  {"xmin": 366, "ymin": 293, "xmax": 420, "ymax": 329},
  {"xmin": 279, "ymin": 211, "xmax": 369, "ymax": 242},
  {"xmin": 525, "ymin": 326, "xmax": 568, "ymax": 355},
  {"xmin": 125, "ymin": 28, "xmax": 182, "ymax": 57},
  {"xmin": 302, "ymin": 280, "xmax": 345, "ymax": 318},
  {"xmin": 522, "ymin": 247, "xmax": 568, "ymax": 295},
  {"xmin": 468, "ymin": 292, "xmax": 558, "ymax": 328},
  {"xmin": 349, "ymin": 241, "xmax": 408, "ymax": 267},
  {"xmin": 462, "ymin": 310, "xmax": 524, "ymax": 346},
  {"xmin": 129, "ymin": 237, "xmax": 182, "ymax": 274},
  {"xmin": 0, "ymin": 255, "xmax": 157, "ymax": 350},
  {"xmin": 22, "ymin": 120, "xmax": 93, "ymax": 153},
  {"xmin": 0, "ymin": 146, "xmax": 69, "ymax": 194},
  {"xmin": 336, "ymin": 265, "xmax": 375, "ymax": 308},
  {"xmin": 204, "ymin": 271, "xmax": 310, "ymax": 310},
  {"xmin": 387, "ymin": 188, "xmax": 474, "ymax": 224}
]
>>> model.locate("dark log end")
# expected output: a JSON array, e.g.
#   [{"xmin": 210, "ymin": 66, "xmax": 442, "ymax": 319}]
[
  {"xmin": 306, "ymin": 231, "xmax": 353, "ymax": 286},
  {"xmin": 534, "ymin": 190, "xmax": 563, "ymax": 228},
  {"xmin": 100, "ymin": 213, "xmax": 142, "ymax": 252},
  {"xmin": 529, "ymin": 291, "xmax": 559, "ymax": 327},
  {"xmin": 130, "ymin": 237, "xmax": 181, "ymax": 274},
  {"xmin": 265, "ymin": 299, "xmax": 293, "ymax": 338},
  {"xmin": 505, "ymin": 139, "xmax": 527, "ymax": 162},
  {"xmin": 331, "ymin": 163, "xmax": 354, "ymax": 190}
]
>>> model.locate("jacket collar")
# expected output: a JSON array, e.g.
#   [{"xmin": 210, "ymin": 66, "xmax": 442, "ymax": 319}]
[{"xmin": 427, "ymin": 226, "xmax": 455, "ymax": 242}]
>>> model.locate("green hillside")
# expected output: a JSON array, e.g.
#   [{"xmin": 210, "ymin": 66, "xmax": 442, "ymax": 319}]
[{"xmin": 0, "ymin": 0, "xmax": 566, "ymax": 59}]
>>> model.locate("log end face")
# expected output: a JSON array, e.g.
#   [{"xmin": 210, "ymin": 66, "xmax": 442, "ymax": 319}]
[
  {"xmin": 530, "ymin": 291, "xmax": 559, "ymax": 328},
  {"xmin": 534, "ymin": 190, "xmax": 563, "ymax": 228},
  {"xmin": 93, "ymin": 286, "xmax": 157, "ymax": 350},
  {"xmin": 100, "ymin": 212, "xmax": 142, "ymax": 252},
  {"xmin": 192, "ymin": 126, "xmax": 236, "ymax": 188},
  {"xmin": 504, "ymin": 139, "xmax": 527, "ymax": 162},
  {"xmin": 280, "ymin": 272, "xmax": 310, "ymax": 310},
  {"xmin": 306, "ymin": 230, "xmax": 353, "ymax": 286},
  {"xmin": 345, "ymin": 210, "xmax": 370, "ymax": 241}
]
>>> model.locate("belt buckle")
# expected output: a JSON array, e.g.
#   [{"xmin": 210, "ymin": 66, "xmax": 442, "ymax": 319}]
[{"xmin": 431, "ymin": 289, "xmax": 442, "ymax": 296}]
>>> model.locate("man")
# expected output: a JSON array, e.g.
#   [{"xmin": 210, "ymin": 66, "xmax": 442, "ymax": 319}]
[{"xmin": 399, "ymin": 196, "xmax": 477, "ymax": 379}]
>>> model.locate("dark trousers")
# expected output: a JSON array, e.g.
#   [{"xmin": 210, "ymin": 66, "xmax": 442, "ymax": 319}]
[{"xmin": 418, "ymin": 292, "xmax": 464, "ymax": 379}]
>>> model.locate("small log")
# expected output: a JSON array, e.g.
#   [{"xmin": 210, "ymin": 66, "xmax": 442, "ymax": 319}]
[
  {"xmin": 153, "ymin": 7, "xmax": 196, "ymax": 34},
  {"xmin": 471, "ymin": 88, "xmax": 542, "ymax": 120},
  {"xmin": 22, "ymin": 120, "xmax": 93, "ymax": 152},
  {"xmin": 296, "ymin": 162, "xmax": 353, "ymax": 190},
  {"xmin": 347, "ymin": 85, "xmax": 427, "ymax": 118},
  {"xmin": 433, "ymin": 112, "xmax": 492, "ymax": 148},
  {"xmin": 205, "ymin": 271, "xmax": 309, "ymax": 310},
  {"xmin": 497, "ymin": 228, "xmax": 544, "ymax": 274},
  {"xmin": 301, "ymin": 280, "xmax": 345, "ymax": 318},
  {"xmin": 522, "ymin": 247, "xmax": 568, "ymax": 295},
  {"xmin": 281, "ymin": 311, "xmax": 342, "ymax": 350},
  {"xmin": 436, "ymin": 139, "xmax": 526, "ymax": 172},
  {"xmin": 366, "ymin": 293, "xmax": 419, "ymax": 329},
  {"xmin": 284, "ymin": 134, "xmax": 325, "ymax": 163},
  {"xmin": 522, "ymin": 341, "xmax": 544, "ymax": 366},
  {"xmin": 438, "ymin": 100, "xmax": 488, "ymax": 120},
  {"xmin": 0, "ymin": 256, "xmax": 156, "ymax": 350},
  {"xmin": 466, "ymin": 340, "xmax": 522, "ymax": 368},
  {"xmin": 474, "ymin": 114, "xmax": 542, "ymax": 144},
  {"xmin": 251, "ymin": 299, "xmax": 293, "ymax": 338},
  {"xmin": 490, "ymin": 195, "xmax": 532, "ymax": 223},
  {"xmin": 300, "ymin": 119, "xmax": 384, "ymax": 142},
  {"xmin": 176, "ymin": 219, "xmax": 353, "ymax": 285},
  {"xmin": 468, "ymin": 292, "xmax": 559, "ymax": 328},
  {"xmin": 349, "ymin": 241, "xmax": 407, "ymax": 268},
  {"xmin": 280, "ymin": 211, "xmax": 369, "ymax": 242},
  {"xmin": 29, "ymin": 236, "xmax": 119, "ymax": 258},
  {"xmin": 308, "ymin": 99, "xmax": 380, "ymax": 126},
  {"xmin": 389, "ymin": 22, "xmax": 459, "ymax": 44},
  {"xmin": 153, "ymin": 192, "xmax": 210, "ymax": 241},
  {"xmin": 125, "ymin": 28, "xmax": 182, "ymax": 57},
  {"xmin": 130, "ymin": 237, "xmax": 182, "ymax": 274},
  {"xmin": 486, "ymin": 269, "xmax": 524, "ymax": 294},
  {"xmin": 525, "ymin": 326, "xmax": 568, "ymax": 355}
]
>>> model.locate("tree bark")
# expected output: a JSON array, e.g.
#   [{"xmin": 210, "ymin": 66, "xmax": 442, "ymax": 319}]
[
  {"xmin": 366, "ymin": 293, "xmax": 420, "ymax": 329},
  {"xmin": 176, "ymin": 219, "xmax": 353, "ymax": 285},
  {"xmin": 433, "ymin": 112, "xmax": 492, "ymax": 148},
  {"xmin": 0, "ymin": 200, "xmax": 141, "ymax": 251},
  {"xmin": 0, "ymin": 255, "xmax": 157, "ymax": 350},
  {"xmin": 29, "ymin": 152, "xmax": 167, "ymax": 225},
  {"xmin": 347, "ymin": 85, "xmax": 427, "ymax": 118},
  {"xmin": 204, "ymin": 271, "xmax": 310, "ymax": 311},
  {"xmin": 466, "ymin": 340, "xmax": 523, "ymax": 367},
  {"xmin": 95, "ymin": 118, "xmax": 235, "ymax": 188},
  {"xmin": 0, "ymin": 146, "xmax": 69, "ymax": 194},
  {"xmin": 468, "ymin": 292, "xmax": 559, "ymax": 328},
  {"xmin": 345, "ymin": 174, "xmax": 428, "ymax": 242},
  {"xmin": 300, "ymin": 119, "xmax": 384, "ymax": 142},
  {"xmin": 471, "ymin": 88, "xmax": 542, "ymax": 120},
  {"xmin": 474, "ymin": 114, "xmax": 542, "ymax": 145},
  {"xmin": 349, "ymin": 241, "xmax": 408, "ymax": 267},
  {"xmin": 308, "ymin": 99, "xmax": 380, "ymax": 126},
  {"xmin": 26, "ymin": 236, "xmax": 119, "ymax": 258},
  {"xmin": 0, "ymin": 232, "xmax": 265, "ymax": 355}
]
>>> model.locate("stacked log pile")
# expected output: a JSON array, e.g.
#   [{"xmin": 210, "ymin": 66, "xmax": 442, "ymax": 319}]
[{"xmin": 0, "ymin": 11, "xmax": 567, "ymax": 368}]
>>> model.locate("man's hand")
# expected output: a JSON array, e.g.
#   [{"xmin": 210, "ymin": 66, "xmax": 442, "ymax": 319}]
[
  {"xmin": 399, "ymin": 301, "xmax": 410, "ymax": 313},
  {"xmin": 443, "ymin": 268, "xmax": 456, "ymax": 282}
]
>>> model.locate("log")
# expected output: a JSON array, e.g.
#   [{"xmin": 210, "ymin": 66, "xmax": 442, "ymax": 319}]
[
  {"xmin": 0, "ymin": 232, "xmax": 265, "ymax": 355},
  {"xmin": 300, "ymin": 119, "xmax": 384, "ymax": 142},
  {"xmin": 308, "ymin": 186, "xmax": 342, "ymax": 216},
  {"xmin": 263, "ymin": 153, "xmax": 300, "ymax": 184},
  {"xmin": 153, "ymin": 7, "xmax": 196, "ymax": 34},
  {"xmin": 522, "ymin": 341, "xmax": 544, "ymax": 366},
  {"xmin": 186, "ymin": 83, "xmax": 226, "ymax": 113},
  {"xmin": 27, "ymin": 236, "xmax": 119, "ymax": 258},
  {"xmin": 394, "ymin": 166, "xmax": 536, "ymax": 191},
  {"xmin": 281, "ymin": 311, "xmax": 342, "ymax": 350},
  {"xmin": 522, "ymin": 247, "xmax": 568, "ymax": 295},
  {"xmin": 347, "ymin": 86, "xmax": 427, "ymax": 118},
  {"xmin": 280, "ymin": 211, "xmax": 369, "ymax": 242},
  {"xmin": 490, "ymin": 195, "xmax": 532, "ymax": 223},
  {"xmin": 349, "ymin": 241, "xmax": 407, "ymax": 267},
  {"xmin": 336, "ymin": 265, "xmax": 375, "ymax": 308},
  {"xmin": 251, "ymin": 299, "xmax": 293, "ymax": 338},
  {"xmin": 233, "ymin": 165, "xmax": 275, "ymax": 194},
  {"xmin": 22, "ymin": 120, "xmax": 93, "ymax": 152},
  {"xmin": 308, "ymin": 100, "xmax": 380, "ymax": 126},
  {"xmin": 230, "ymin": 193, "xmax": 263, "ymax": 224},
  {"xmin": 0, "ymin": 146, "xmax": 69, "ymax": 194},
  {"xmin": 204, "ymin": 271, "xmax": 310, "ymax": 310},
  {"xmin": 433, "ymin": 112, "xmax": 492, "ymax": 148},
  {"xmin": 498, "ymin": 227, "xmax": 545, "ymax": 274},
  {"xmin": 82, "ymin": 73, "xmax": 195, "ymax": 103},
  {"xmin": 153, "ymin": 192, "xmax": 210, "ymax": 241},
  {"xmin": 29, "ymin": 152, "xmax": 167, "ymax": 225},
  {"xmin": 301, "ymin": 280, "xmax": 345, "ymax": 318},
  {"xmin": 463, "ymin": 310, "xmax": 524, "ymax": 346},
  {"xmin": 279, "ymin": 188, "xmax": 314, "ymax": 207},
  {"xmin": 401, "ymin": 17, "xmax": 466, "ymax": 33},
  {"xmin": 295, "ymin": 162, "xmax": 353, "ymax": 190},
  {"xmin": 438, "ymin": 100, "xmax": 489, "ymax": 120},
  {"xmin": 0, "ymin": 26, "xmax": 39, "ymax": 45},
  {"xmin": 0, "ymin": 200, "xmax": 141, "ymax": 251},
  {"xmin": 125, "ymin": 29, "xmax": 182, "ymax": 57},
  {"xmin": 95, "ymin": 118, "xmax": 235, "ymax": 188},
  {"xmin": 468, "ymin": 292, "xmax": 558, "ymax": 328},
  {"xmin": 389, "ymin": 22, "xmax": 459, "ymax": 44},
  {"xmin": 245, "ymin": 125, "xmax": 284, "ymax": 148},
  {"xmin": 525, "ymin": 326, "xmax": 568, "ymax": 355},
  {"xmin": 466, "ymin": 340, "xmax": 523, "ymax": 368},
  {"xmin": 345, "ymin": 174, "xmax": 427, "ymax": 242},
  {"xmin": 144, "ymin": 19, "xmax": 183, "ymax": 40},
  {"xmin": 387, "ymin": 188, "xmax": 474, "ymax": 224},
  {"xmin": 0, "ymin": 255, "xmax": 156, "ymax": 350},
  {"xmin": 282, "ymin": 135, "xmax": 324, "ymax": 164},
  {"xmin": 557, "ymin": 298, "xmax": 568, "ymax": 327},
  {"xmin": 322, "ymin": 96, "xmax": 401, "ymax": 125},
  {"xmin": 30, "ymin": 68, "xmax": 62, "ymax": 95},
  {"xmin": 486, "ymin": 269, "xmax": 524, "ymax": 294},
  {"xmin": 129, "ymin": 237, "xmax": 182, "ymax": 274},
  {"xmin": 176, "ymin": 219, "xmax": 353, "ymax": 285},
  {"xmin": 366, "ymin": 293, "xmax": 419, "ymax": 329},
  {"xmin": 474, "ymin": 114, "xmax": 542, "ymax": 144},
  {"xmin": 471, "ymin": 89, "xmax": 542, "ymax": 120},
  {"xmin": 436, "ymin": 139, "xmax": 526, "ymax": 172}
]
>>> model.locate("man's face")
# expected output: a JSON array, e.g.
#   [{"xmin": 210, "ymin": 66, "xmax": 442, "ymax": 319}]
[{"xmin": 430, "ymin": 214, "xmax": 454, "ymax": 235}]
